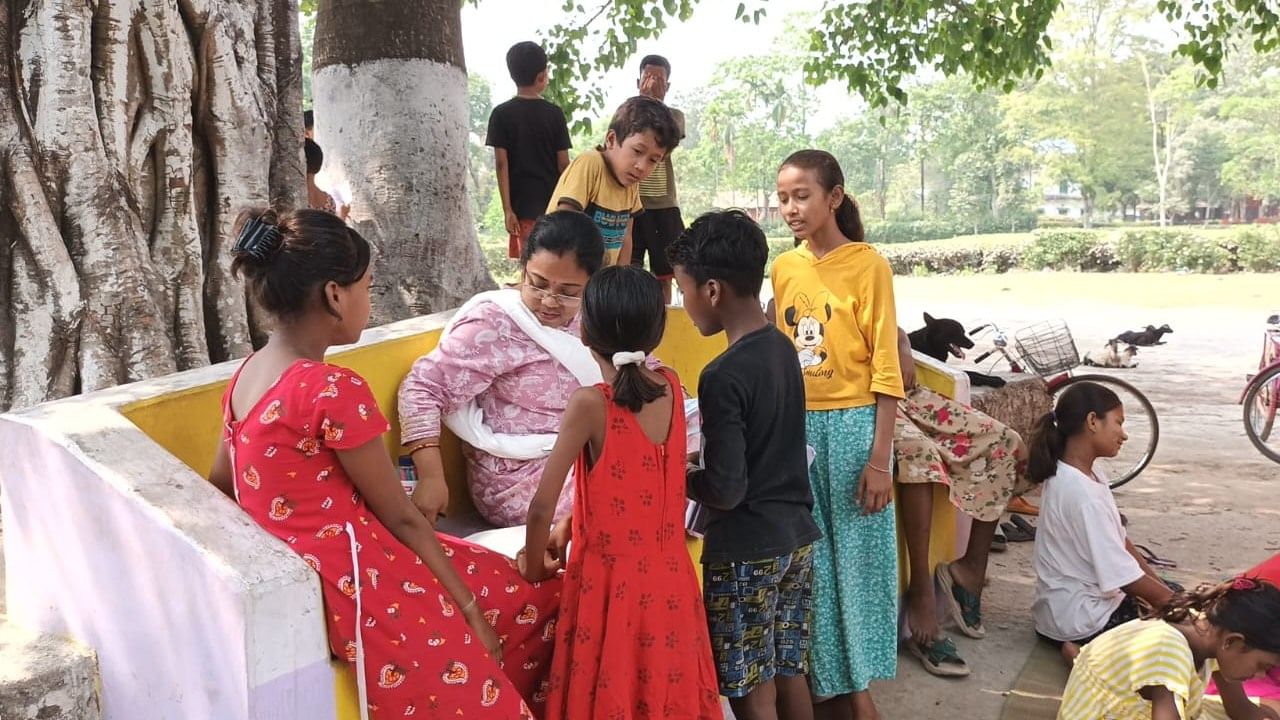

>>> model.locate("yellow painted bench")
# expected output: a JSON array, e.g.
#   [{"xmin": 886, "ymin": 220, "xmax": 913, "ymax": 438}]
[{"xmin": 1, "ymin": 306, "xmax": 961, "ymax": 720}]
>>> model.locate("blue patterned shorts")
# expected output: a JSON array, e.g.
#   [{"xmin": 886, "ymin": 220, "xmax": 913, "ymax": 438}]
[{"xmin": 702, "ymin": 544, "xmax": 815, "ymax": 697}]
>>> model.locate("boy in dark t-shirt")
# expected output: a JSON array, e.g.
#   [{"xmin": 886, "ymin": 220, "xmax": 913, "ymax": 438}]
[
  {"xmin": 669, "ymin": 210, "xmax": 820, "ymax": 718},
  {"xmin": 486, "ymin": 41, "xmax": 572, "ymax": 258}
]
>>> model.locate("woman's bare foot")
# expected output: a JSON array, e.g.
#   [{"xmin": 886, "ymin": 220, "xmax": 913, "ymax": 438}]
[
  {"xmin": 906, "ymin": 583, "xmax": 940, "ymax": 647},
  {"xmin": 1059, "ymin": 641, "xmax": 1081, "ymax": 666}
]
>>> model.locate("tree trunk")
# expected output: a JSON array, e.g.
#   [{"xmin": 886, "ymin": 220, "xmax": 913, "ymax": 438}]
[
  {"xmin": 0, "ymin": 0, "xmax": 303, "ymax": 412},
  {"xmin": 312, "ymin": 0, "xmax": 495, "ymax": 324}
]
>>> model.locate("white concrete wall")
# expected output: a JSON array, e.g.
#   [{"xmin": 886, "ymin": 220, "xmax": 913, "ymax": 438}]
[
  {"xmin": 0, "ymin": 312, "xmax": 453, "ymax": 720},
  {"xmin": 0, "ymin": 395, "xmax": 332, "ymax": 720}
]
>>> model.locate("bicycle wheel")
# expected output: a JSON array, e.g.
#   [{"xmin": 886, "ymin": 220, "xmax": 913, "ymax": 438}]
[
  {"xmin": 1051, "ymin": 374, "xmax": 1159, "ymax": 489},
  {"xmin": 1243, "ymin": 363, "xmax": 1280, "ymax": 464}
]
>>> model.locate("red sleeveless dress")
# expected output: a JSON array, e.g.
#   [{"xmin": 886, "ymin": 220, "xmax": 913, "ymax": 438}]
[
  {"xmin": 222, "ymin": 360, "xmax": 560, "ymax": 719},
  {"xmin": 543, "ymin": 369, "xmax": 723, "ymax": 719}
]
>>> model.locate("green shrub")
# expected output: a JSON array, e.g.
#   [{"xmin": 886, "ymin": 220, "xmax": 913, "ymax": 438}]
[
  {"xmin": 1229, "ymin": 227, "xmax": 1280, "ymax": 272},
  {"xmin": 1114, "ymin": 229, "xmax": 1230, "ymax": 273},
  {"xmin": 1021, "ymin": 230, "xmax": 1115, "ymax": 271}
]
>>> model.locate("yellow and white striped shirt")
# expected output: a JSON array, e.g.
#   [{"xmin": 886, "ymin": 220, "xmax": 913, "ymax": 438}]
[{"xmin": 1059, "ymin": 619, "xmax": 1212, "ymax": 719}]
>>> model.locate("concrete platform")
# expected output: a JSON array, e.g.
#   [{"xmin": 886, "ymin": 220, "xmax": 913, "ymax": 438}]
[{"xmin": 0, "ymin": 620, "xmax": 101, "ymax": 720}]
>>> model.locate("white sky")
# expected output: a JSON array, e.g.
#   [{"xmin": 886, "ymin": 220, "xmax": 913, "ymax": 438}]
[{"xmin": 459, "ymin": 0, "xmax": 861, "ymax": 131}]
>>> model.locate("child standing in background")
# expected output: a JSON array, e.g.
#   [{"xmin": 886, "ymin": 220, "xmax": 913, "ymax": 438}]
[
  {"xmin": 671, "ymin": 210, "xmax": 820, "ymax": 720},
  {"xmin": 548, "ymin": 95, "xmax": 681, "ymax": 266},
  {"xmin": 521, "ymin": 265, "xmax": 722, "ymax": 720},
  {"xmin": 771, "ymin": 150, "xmax": 903, "ymax": 720},
  {"xmin": 632, "ymin": 54, "xmax": 687, "ymax": 304},
  {"xmin": 487, "ymin": 41, "xmax": 572, "ymax": 259}
]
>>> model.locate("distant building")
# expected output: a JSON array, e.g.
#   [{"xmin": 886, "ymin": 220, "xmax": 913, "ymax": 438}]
[
  {"xmin": 1041, "ymin": 179, "xmax": 1087, "ymax": 219},
  {"xmin": 711, "ymin": 189, "xmax": 780, "ymax": 222}
]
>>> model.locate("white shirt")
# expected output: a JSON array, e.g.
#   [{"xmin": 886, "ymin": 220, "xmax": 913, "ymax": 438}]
[{"xmin": 1032, "ymin": 460, "xmax": 1145, "ymax": 641}]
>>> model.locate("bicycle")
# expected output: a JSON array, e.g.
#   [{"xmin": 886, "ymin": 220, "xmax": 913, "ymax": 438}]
[
  {"xmin": 1241, "ymin": 313, "xmax": 1280, "ymax": 464},
  {"xmin": 968, "ymin": 319, "xmax": 1160, "ymax": 489}
]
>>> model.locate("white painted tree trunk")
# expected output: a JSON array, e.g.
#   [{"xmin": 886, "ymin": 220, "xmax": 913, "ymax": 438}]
[
  {"xmin": 0, "ymin": 0, "xmax": 303, "ymax": 411},
  {"xmin": 313, "ymin": 0, "xmax": 494, "ymax": 324}
]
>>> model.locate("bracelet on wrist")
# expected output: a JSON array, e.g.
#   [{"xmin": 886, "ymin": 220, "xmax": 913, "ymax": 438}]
[
  {"xmin": 406, "ymin": 438, "xmax": 440, "ymax": 456},
  {"xmin": 865, "ymin": 460, "xmax": 892, "ymax": 474},
  {"xmin": 460, "ymin": 595, "xmax": 478, "ymax": 614}
]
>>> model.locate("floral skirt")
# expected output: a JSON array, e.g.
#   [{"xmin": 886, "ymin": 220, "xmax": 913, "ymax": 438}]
[{"xmin": 894, "ymin": 386, "xmax": 1031, "ymax": 523}]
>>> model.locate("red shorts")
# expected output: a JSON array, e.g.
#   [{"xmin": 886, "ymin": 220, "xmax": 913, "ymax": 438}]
[{"xmin": 508, "ymin": 218, "xmax": 537, "ymax": 259}]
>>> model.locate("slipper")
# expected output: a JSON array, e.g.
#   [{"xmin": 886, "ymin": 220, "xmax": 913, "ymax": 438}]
[
  {"xmin": 936, "ymin": 561, "xmax": 986, "ymax": 639},
  {"xmin": 1135, "ymin": 543, "xmax": 1178, "ymax": 569},
  {"xmin": 1000, "ymin": 521, "xmax": 1034, "ymax": 542},
  {"xmin": 1010, "ymin": 514, "xmax": 1037, "ymax": 538},
  {"xmin": 1007, "ymin": 495, "xmax": 1040, "ymax": 516},
  {"xmin": 906, "ymin": 635, "xmax": 970, "ymax": 677}
]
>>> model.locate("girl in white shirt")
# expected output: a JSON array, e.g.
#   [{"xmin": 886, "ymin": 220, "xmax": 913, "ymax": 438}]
[{"xmin": 1028, "ymin": 381, "xmax": 1178, "ymax": 664}]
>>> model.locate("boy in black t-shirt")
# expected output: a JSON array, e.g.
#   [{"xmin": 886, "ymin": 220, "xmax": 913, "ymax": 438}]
[
  {"xmin": 669, "ymin": 210, "xmax": 820, "ymax": 719},
  {"xmin": 486, "ymin": 41, "xmax": 572, "ymax": 258}
]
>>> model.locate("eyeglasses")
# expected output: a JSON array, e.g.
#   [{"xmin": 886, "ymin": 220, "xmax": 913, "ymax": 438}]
[{"xmin": 521, "ymin": 282, "xmax": 582, "ymax": 307}]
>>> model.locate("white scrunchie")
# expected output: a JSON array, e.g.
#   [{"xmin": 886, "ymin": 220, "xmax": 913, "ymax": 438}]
[{"xmin": 611, "ymin": 351, "xmax": 647, "ymax": 368}]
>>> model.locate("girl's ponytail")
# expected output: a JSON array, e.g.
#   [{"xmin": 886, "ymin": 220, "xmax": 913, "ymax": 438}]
[
  {"xmin": 1027, "ymin": 381, "xmax": 1123, "ymax": 483},
  {"xmin": 611, "ymin": 354, "xmax": 667, "ymax": 413},
  {"xmin": 834, "ymin": 195, "xmax": 865, "ymax": 242},
  {"xmin": 1160, "ymin": 577, "xmax": 1280, "ymax": 654},
  {"xmin": 1026, "ymin": 411, "xmax": 1065, "ymax": 483}
]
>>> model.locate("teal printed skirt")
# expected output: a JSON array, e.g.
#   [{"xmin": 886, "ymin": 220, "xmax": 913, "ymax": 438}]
[{"xmin": 805, "ymin": 405, "xmax": 899, "ymax": 696}]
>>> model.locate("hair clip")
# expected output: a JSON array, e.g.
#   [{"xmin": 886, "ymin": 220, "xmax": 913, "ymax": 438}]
[
  {"xmin": 1232, "ymin": 576, "xmax": 1258, "ymax": 592},
  {"xmin": 233, "ymin": 215, "xmax": 284, "ymax": 262}
]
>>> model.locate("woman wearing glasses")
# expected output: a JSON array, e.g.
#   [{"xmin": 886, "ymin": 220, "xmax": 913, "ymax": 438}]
[{"xmin": 398, "ymin": 211, "xmax": 610, "ymax": 527}]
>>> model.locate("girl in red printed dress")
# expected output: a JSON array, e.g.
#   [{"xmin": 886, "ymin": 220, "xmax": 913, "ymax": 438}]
[
  {"xmin": 207, "ymin": 208, "xmax": 559, "ymax": 720},
  {"xmin": 521, "ymin": 265, "xmax": 723, "ymax": 720}
]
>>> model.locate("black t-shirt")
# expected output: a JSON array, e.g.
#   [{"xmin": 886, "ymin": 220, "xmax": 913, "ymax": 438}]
[
  {"xmin": 687, "ymin": 325, "xmax": 822, "ymax": 564},
  {"xmin": 485, "ymin": 97, "xmax": 572, "ymax": 220}
]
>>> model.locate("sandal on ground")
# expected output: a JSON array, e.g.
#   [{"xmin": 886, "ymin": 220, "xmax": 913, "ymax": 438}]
[
  {"xmin": 1010, "ymin": 514, "xmax": 1037, "ymax": 538},
  {"xmin": 1007, "ymin": 495, "xmax": 1040, "ymax": 516},
  {"xmin": 936, "ymin": 561, "xmax": 986, "ymax": 639},
  {"xmin": 907, "ymin": 635, "xmax": 970, "ymax": 677},
  {"xmin": 1135, "ymin": 543, "xmax": 1178, "ymax": 569},
  {"xmin": 1000, "ymin": 521, "xmax": 1034, "ymax": 542}
]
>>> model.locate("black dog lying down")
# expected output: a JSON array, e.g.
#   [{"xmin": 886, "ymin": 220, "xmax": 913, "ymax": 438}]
[
  {"xmin": 1113, "ymin": 324, "xmax": 1173, "ymax": 346},
  {"xmin": 907, "ymin": 313, "xmax": 1007, "ymax": 388}
]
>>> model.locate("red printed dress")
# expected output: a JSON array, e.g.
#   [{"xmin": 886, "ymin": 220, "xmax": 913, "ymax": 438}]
[
  {"xmin": 222, "ymin": 360, "xmax": 560, "ymax": 720},
  {"xmin": 544, "ymin": 369, "xmax": 723, "ymax": 720}
]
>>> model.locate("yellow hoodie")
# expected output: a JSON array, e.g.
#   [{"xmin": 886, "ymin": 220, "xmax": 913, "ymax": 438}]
[{"xmin": 771, "ymin": 242, "xmax": 905, "ymax": 410}]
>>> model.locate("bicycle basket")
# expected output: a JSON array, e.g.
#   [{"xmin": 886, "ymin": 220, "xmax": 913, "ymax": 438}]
[{"xmin": 1014, "ymin": 320, "xmax": 1080, "ymax": 375}]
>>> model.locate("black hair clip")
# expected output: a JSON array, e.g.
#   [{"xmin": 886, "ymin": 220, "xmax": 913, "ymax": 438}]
[{"xmin": 233, "ymin": 215, "xmax": 284, "ymax": 262}]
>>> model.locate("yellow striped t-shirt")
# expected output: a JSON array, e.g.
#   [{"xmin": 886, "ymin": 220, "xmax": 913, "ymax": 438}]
[{"xmin": 1059, "ymin": 619, "xmax": 1212, "ymax": 719}]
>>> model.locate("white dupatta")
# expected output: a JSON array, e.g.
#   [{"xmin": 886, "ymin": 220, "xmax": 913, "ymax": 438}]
[{"xmin": 440, "ymin": 289, "xmax": 602, "ymax": 460}]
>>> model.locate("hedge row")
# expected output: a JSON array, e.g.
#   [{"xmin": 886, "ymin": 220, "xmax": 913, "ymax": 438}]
[
  {"xmin": 485, "ymin": 226, "xmax": 1280, "ymax": 280},
  {"xmin": 880, "ymin": 227, "xmax": 1280, "ymax": 275}
]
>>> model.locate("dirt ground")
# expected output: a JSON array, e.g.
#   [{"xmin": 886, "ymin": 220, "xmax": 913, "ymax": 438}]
[
  {"xmin": 1, "ymin": 272, "xmax": 1275, "ymax": 718},
  {"xmin": 871, "ymin": 272, "xmax": 1280, "ymax": 719}
]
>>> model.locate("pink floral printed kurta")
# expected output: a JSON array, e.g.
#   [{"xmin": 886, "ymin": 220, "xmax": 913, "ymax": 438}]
[
  {"xmin": 397, "ymin": 300, "xmax": 583, "ymax": 527},
  {"xmin": 399, "ymin": 297, "xmax": 700, "ymax": 528}
]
